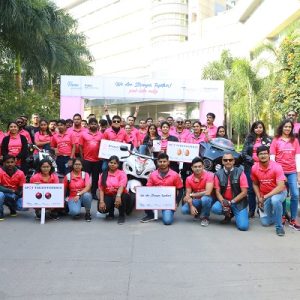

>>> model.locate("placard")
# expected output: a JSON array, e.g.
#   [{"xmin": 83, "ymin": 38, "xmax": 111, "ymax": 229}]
[
  {"xmin": 136, "ymin": 186, "xmax": 176, "ymax": 210},
  {"xmin": 23, "ymin": 184, "xmax": 64, "ymax": 208},
  {"xmin": 152, "ymin": 140, "xmax": 161, "ymax": 152},
  {"xmin": 98, "ymin": 139, "xmax": 131, "ymax": 161},
  {"xmin": 166, "ymin": 141, "xmax": 199, "ymax": 163}
]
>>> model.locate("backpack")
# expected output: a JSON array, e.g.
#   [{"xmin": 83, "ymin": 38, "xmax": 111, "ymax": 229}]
[{"xmin": 66, "ymin": 171, "xmax": 86, "ymax": 183}]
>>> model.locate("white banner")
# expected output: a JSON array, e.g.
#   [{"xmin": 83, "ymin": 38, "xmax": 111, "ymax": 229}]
[
  {"xmin": 136, "ymin": 186, "xmax": 176, "ymax": 210},
  {"xmin": 98, "ymin": 139, "xmax": 131, "ymax": 161},
  {"xmin": 166, "ymin": 141, "xmax": 200, "ymax": 163},
  {"xmin": 23, "ymin": 184, "xmax": 64, "ymax": 208}
]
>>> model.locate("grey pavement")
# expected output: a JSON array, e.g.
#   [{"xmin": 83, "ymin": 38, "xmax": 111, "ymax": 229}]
[{"xmin": 0, "ymin": 201, "xmax": 300, "ymax": 300}]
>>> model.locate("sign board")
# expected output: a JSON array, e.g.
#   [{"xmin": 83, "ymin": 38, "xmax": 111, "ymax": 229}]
[
  {"xmin": 152, "ymin": 140, "xmax": 161, "ymax": 152},
  {"xmin": 136, "ymin": 186, "xmax": 176, "ymax": 210},
  {"xmin": 98, "ymin": 139, "xmax": 131, "ymax": 161},
  {"xmin": 166, "ymin": 142, "xmax": 200, "ymax": 163},
  {"xmin": 23, "ymin": 184, "xmax": 64, "ymax": 208}
]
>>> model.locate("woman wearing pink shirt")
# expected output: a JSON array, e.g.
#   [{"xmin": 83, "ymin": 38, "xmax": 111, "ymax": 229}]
[
  {"xmin": 34, "ymin": 119, "xmax": 52, "ymax": 151},
  {"xmin": 98, "ymin": 156, "xmax": 130, "ymax": 224},
  {"xmin": 270, "ymin": 119, "xmax": 300, "ymax": 230},
  {"xmin": 242, "ymin": 121, "xmax": 272, "ymax": 218},
  {"xmin": 64, "ymin": 158, "xmax": 92, "ymax": 222},
  {"xmin": 1, "ymin": 121, "xmax": 28, "ymax": 174},
  {"xmin": 186, "ymin": 121, "xmax": 206, "ymax": 144},
  {"xmin": 30, "ymin": 159, "xmax": 59, "ymax": 220},
  {"xmin": 125, "ymin": 124, "xmax": 139, "ymax": 150}
]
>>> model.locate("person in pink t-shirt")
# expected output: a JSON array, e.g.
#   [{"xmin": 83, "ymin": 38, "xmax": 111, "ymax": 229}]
[
  {"xmin": 30, "ymin": 159, "xmax": 59, "ymax": 220},
  {"xmin": 242, "ymin": 121, "xmax": 272, "ymax": 218},
  {"xmin": 125, "ymin": 124, "xmax": 139, "ymax": 149},
  {"xmin": 181, "ymin": 157, "xmax": 213, "ymax": 226},
  {"xmin": 251, "ymin": 145, "xmax": 287, "ymax": 236},
  {"xmin": 79, "ymin": 118, "xmax": 103, "ymax": 200},
  {"xmin": 286, "ymin": 110, "xmax": 300, "ymax": 134},
  {"xmin": 205, "ymin": 112, "xmax": 218, "ymax": 139},
  {"xmin": 140, "ymin": 153, "xmax": 183, "ymax": 225},
  {"xmin": 270, "ymin": 119, "xmax": 300, "ymax": 230},
  {"xmin": 211, "ymin": 153, "xmax": 249, "ymax": 231},
  {"xmin": 34, "ymin": 119, "xmax": 52, "ymax": 152},
  {"xmin": 98, "ymin": 156, "xmax": 130, "ymax": 224},
  {"xmin": 172, "ymin": 117, "xmax": 190, "ymax": 143}
]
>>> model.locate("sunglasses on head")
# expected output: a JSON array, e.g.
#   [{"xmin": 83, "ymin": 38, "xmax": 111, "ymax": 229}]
[
  {"xmin": 222, "ymin": 159, "xmax": 233, "ymax": 162},
  {"xmin": 112, "ymin": 120, "xmax": 120, "ymax": 123}
]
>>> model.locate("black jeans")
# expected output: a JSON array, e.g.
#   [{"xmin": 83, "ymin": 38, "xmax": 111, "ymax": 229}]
[
  {"xmin": 100, "ymin": 193, "xmax": 130, "ymax": 217},
  {"xmin": 84, "ymin": 160, "xmax": 102, "ymax": 196},
  {"xmin": 56, "ymin": 155, "xmax": 70, "ymax": 175}
]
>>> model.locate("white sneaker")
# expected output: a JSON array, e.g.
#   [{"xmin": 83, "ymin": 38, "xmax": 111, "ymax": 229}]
[{"xmin": 200, "ymin": 218, "xmax": 209, "ymax": 227}]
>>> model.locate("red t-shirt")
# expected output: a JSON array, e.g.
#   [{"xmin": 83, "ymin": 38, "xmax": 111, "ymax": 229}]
[
  {"xmin": 8, "ymin": 134, "xmax": 22, "ymax": 157},
  {"xmin": 185, "ymin": 171, "xmax": 214, "ymax": 192},
  {"xmin": 0, "ymin": 168, "xmax": 26, "ymax": 191},
  {"xmin": 103, "ymin": 128, "xmax": 129, "ymax": 143},
  {"xmin": 214, "ymin": 170, "xmax": 248, "ymax": 200},
  {"xmin": 147, "ymin": 169, "xmax": 183, "ymax": 188},
  {"xmin": 68, "ymin": 127, "xmax": 88, "ymax": 154},
  {"xmin": 79, "ymin": 131, "xmax": 103, "ymax": 162},
  {"xmin": 63, "ymin": 171, "xmax": 90, "ymax": 198},
  {"xmin": 251, "ymin": 160, "xmax": 286, "ymax": 196},
  {"xmin": 98, "ymin": 169, "xmax": 127, "ymax": 195},
  {"xmin": 51, "ymin": 132, "xmax": 73, "ymax": 156},
  {"xmin": 30, "ymin": 172, "xmax": 59, "ymax": 184},
  {"xmin": 34, "ymin": 132, "xmax": 52, "ymax": 151}
]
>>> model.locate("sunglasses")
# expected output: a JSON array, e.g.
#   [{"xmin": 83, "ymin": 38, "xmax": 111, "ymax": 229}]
[
  {"xmin": 177, "ymin": 121, "xmax": 183, "ymax": 124},
  {"xmin": 222, "ymin": 159, "xmax": 234, "ymax": 162},
  {"xmin": 112, "ymin": 120, "xmax": 120, "ymax": 123}
]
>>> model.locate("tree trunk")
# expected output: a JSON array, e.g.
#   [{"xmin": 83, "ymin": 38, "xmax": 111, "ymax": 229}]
[{"xmin": 15, "ymin": 52, "xmax": 22, "ymax": 95}]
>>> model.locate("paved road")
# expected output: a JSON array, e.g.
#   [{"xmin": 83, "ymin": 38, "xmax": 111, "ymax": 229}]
[{"xmin": 0, "ymin": 202, "xmax": 299, "ymax": 300}]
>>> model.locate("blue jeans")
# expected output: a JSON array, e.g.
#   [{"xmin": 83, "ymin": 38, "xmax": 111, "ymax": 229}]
[
  {"xmin": 0, "ymin": 192, "xmax": 26, "ymax": 212},
  {"xmin": 181, "ymin": 196, "xmax": 212, "ymax": 217},
  {"xmin": 211, "ymin": 200, "xmax": 249, "ymax": 231},
  {"xmin": 145, "ymin": 209, "xmax": 174, "ymax": 225},
  {"xmin": 67, "ymin": 192, "xmax": 92, "ymax": 216},
  {"xmin": 260, "ymin": 191, "xmax": 287, "ymax": 229},
  {"xmin": 244, "ymin": 166, "xmax": 256, "ymax": 213},
  {"xmin": 284, "ymin": 173, "xmax": 299, "ymax": 220}
]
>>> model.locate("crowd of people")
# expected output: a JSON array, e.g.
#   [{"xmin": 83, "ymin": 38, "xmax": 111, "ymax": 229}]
[{"xmin": 0, "ymin": 106, "xmax": 299, "ymax": 236}]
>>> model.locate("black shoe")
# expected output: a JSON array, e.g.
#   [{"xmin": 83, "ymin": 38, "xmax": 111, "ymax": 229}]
[
  {"xmin": 35, "ymin": 210, "xmax": 41, "ymax": 220},
  {"xmin": 85, "ymin": 212, "xmax": 92, "ymax": 222},
  {"xmin": 92, "ymin": 194, "xmax": 99, "ymax": 200},
  {"xmin": 118, "ymin": 215, "xmax": 125, "ymax": 224},
  {"xmin": 248, "ymin": 211, "xmax": 255, "ymax": 218},
  {"xmin": 49, "ymin": 212, "xmax": 59, "ymax": 221},
  {"xmin": 276, "ymin": 227, "xmax": 285, "ymax": 236},
  {"xmin": 10, "ymin": 209, "xmax": 17, "ymax": 217},
  {"xmin": 105, "ymin": 214, "xmax": 114, "ymax": 220},
  {"xmin": 0, "ymin": 212, "xmax": 4, "ymax": 221},
  {"xmin": 220, "ymin": 216, "xmax": 232, "ymax": 224},
  {"xmin": 140, "ymin": 215, "xmax": 155, "ymax": 223}
]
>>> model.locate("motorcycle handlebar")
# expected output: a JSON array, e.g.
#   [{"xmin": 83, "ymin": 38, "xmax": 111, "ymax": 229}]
[{"xmin": 120, "ymin": 147, "xmax": 156, "ymax": 160}]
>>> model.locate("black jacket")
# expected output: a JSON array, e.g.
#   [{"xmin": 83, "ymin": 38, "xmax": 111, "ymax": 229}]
[{"xmin": 1, "ymin": 134, "xmax": 28, "ymax": 161}]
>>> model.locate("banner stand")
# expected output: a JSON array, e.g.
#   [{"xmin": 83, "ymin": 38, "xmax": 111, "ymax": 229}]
[
  {"xmin": 154, "ymin": 210, "xmax": 158, "ymax": 220},
  {"xmin": 41, "ymin": 208, "xmax": 46, "ymax": 225}
]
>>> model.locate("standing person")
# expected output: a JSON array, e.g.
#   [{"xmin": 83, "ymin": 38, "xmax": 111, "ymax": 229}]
[
  {"xmin": 172, "ymin": 117, "xmax": 190, "ymax": 143},
  {"xmin": 30, "ymin": 114, "xmax": 40, "ymax": 133},
  {"xmin": 99, "ymin": 119, "xmax": 108, "ymax": 134},
  {"xmin": 270, "ymin": 119, "xmax": 300, "ymax": 230},
  {"xmin": 205, "ymin": 112, "xmax": 218, "ymax": 139},
  {"xmin": 159, "ymin": 121, "xmax": 179, "ymax": 172},
  {"xmin": 125, "ymin": 124, "xmax": 139, "ymax": 149},
  {"xmin": 15, "ymin": 117, "xmax": 33, "ymax": 144},
  {"xmin": 65, "ymin": 119, "xmax": 73, "ymax": 129},
  {"xmin": 30, "ymin": 159, "xmax": 59, "ymax": 220},
  {"xmin": 140, "ymin": 153, "xmax": 183, "ymax": 225},
  {"xmin": 184, "ymin": 119, "xmax": 192, "ymax": 132},
  {"xmin": 50, "ymin": 119, "xmax": 73, "ymax": 175},
  {"xmin": 251, "ymin": 145, "xmax": 287, "ymax": 236},
  {"xmin": 166, "ymin": 116, "xmax": 176, "ymax": 133},
  {"xmin": 286, "ymin": 110, "xmax": 300, "ymax": 134},
  {"xmin": 242, "ymin": 121, "xmax": 272, "ymax": 218},
  {"xmin": 138, "ymin": 119, "xmax": 147, "ymax": 147},
  {"xmin": 0, "ymin": 155, "xmax": 26, "ymax": 220},
  {"xmin": 181, "ymin": 157, "xmax": 213, "ymax": 226},
  {"xmin": 69, "ymin": 113, "xmax": 88, "ymax": 158},
  {"xmin": 216, "ymin": 126, "xmax": 229, "ymax": 139},
  {"xmin": 186, "ymin": 121, "xmax": 206, "ymax": 144},
  {"xmin": 34, "ymin": 119, "xmax": 52, "ymax": 151},
  {"xmin": 64, "ymin": 158, "xmax": 93, "ymax": 222},
  {"xmin": 103, "ymin": 115, "xmax": 129, "ymax": 143},
  {"xmin": 211, "ymin": 153, "xmax": 249, "ymax": 231},
  {"xmin": 98, "ymin": 156, "xmax": 130, "ymax": 224},
  {"xmin": 2, "ymin": 121, "xmax": 28, "ymax": 174},
  {"xmin": 48, "ymin": 120, "xmax": 57, "ymax": 135},
  {"xmin": 146, "ymin": 117, "xmax": 153, "ymax": 128},
  {"xmin": 81, "ymin": 120, "xmax": 88, "ymax": 128},
  {"xmin": 79, "ymin": 118, "xmax": 103, "ymax": 200}
]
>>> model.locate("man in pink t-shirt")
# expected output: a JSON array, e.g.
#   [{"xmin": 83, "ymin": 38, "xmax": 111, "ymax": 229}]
[
  {"xmin": 211, "ymin": 153, "xmax": 249, "ymax": 231},
  {"xmin": 140, "ymin": 153, "xmax": 183, "ymax": 225},
  {"xmin": 205, "ymin": 112, "xmax": 218, "ymax": 139},
  {"xmin": 251, "ymin": 145, "xmax": 287, "ymax": 236},
  {"xmin": 286, "ymin": 110, "xmax": 300, "ymax": 135},
  {"xmin": 181, "ymin": 157, "xmax": 213, "ymax": 226}
]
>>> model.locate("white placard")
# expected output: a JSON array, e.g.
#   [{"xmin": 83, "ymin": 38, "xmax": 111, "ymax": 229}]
[
  {"xmin": 152, "ymin": 140, "xmax": 161, "ymax": 152},
  {"xmin": 98, "ymin": 139, "xmax": 131, "ymax": 161},
  {"xmin": 23, "ymin": 184, "xmax": 64, "ymax": 208},
  {"xmin": 136, "ymin": 186, "xmax": 176, "ymax": 210},
  {"xmin": 166, "ymin": 141, "xmax": 200, "ymax": 163}
]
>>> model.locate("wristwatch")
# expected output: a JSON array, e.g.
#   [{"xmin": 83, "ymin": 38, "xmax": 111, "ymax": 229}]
[
  {"xmin": 189, "ymin": 193, "xmax": 193, "ymax": 198},
  {"xmin": 76, "ymin": 192, "xmax": 80, "ymax": 196},
  {"xmin": 116, "ymin": 194, "xmax": 121, "ymax": 197}
]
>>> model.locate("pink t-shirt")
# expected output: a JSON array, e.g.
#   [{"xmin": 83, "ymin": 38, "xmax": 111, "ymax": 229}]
[
  {"xmin": 251, "ymin": 160, "xmax": 286, "ymax": 196},
  {"xmin": 293, "ymin": 122, "xmax": 300, "ymax": 134},
  {"xmin": 126, "ymin": 132, "xmax": 139, "ymax": 148},
  {"xmin": 186, "ymin": 133, "xmax": 206, "ymax": 144},
  {"xmin": 30, "ymin": 173, "xmax": 59, "ymax": 184},
  {"xmin": 79, "ymin": 131, "xmax": 103, "ymax": 162},
  {"xmin": 34, "ymin": 132, "xmax": 52, "ymax": 151},
  {"xmin": 252, "ymin": 138, "xmax": 262, "ymax": 162},
  {"xmin": 214, "ymin": 171, "xmax": 248, "ymax": 200},
  {"xmin": 186, "ymin": 171, "xmax": 214, "ymax": 192},
  {"xmin": 270, "ymin": 137, "xmax": 300, "ymax": 173},
  {"xmin": 138, "ymin": 129, "xmax": 147, "ymax": 145},
  {"xmin": 160, "ymin": 138, "xmax": 168, "ymax": 152},
  {"xmin": 103, "ymin": 128, "xmax": 129, "ymax": 142},
  {"xmin": 8, "ymin": 134, "xmax": 22, "ymax": 157},
  {"xmin": 172, "ymin": 129, "xmax": 190, "ymax": 143},
  {"xmin": 206, "ymin": 125, "xmax": 218, "ymax": 139},
  {"xmin": 0, "ymin": 168, "xmax": 25, "ymax": 191},
  {"xmin": 98, "ymin": 169, "xmax": 127, "ymax": 195},
  {"xmin": 68, "ymin": 127, "xmax": 88, "ymax": 154},
  {"xmin": 63, "ymin": 171, "xmax": 90, "ymax": 198},
  {"xmin": 19, "ymin": 129, "xmax": 32, "ymax": 144},
  {"xmin": 51, "ymin": 132, "xmax": 73, "ymax": 156},
  {"xmin": 147, "ymin": 169, "xmax": 183, "ymax": 188}
]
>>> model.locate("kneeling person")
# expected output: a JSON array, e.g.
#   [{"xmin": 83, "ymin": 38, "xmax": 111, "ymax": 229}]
[
  {"xmin": 211, "ymin": 153, "xmax": 249, "ymax": 231},
  {"xmin": 181, "ymin": 157, "xmax": 213, "ymax": 226},
  {"xmin": 140, "ymin": 153, "xmax": 183, "ymax": 225}
]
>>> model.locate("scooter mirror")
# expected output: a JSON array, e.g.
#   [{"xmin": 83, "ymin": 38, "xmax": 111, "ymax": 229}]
[{"xmin": 120, "ymin": 146, "xmax": 129, "ymax": 151}]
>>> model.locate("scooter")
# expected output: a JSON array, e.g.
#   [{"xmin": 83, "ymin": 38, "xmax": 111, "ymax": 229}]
[{"xmin": 120, "ymin": 146, "xmax": 156, "ymax": 215}]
